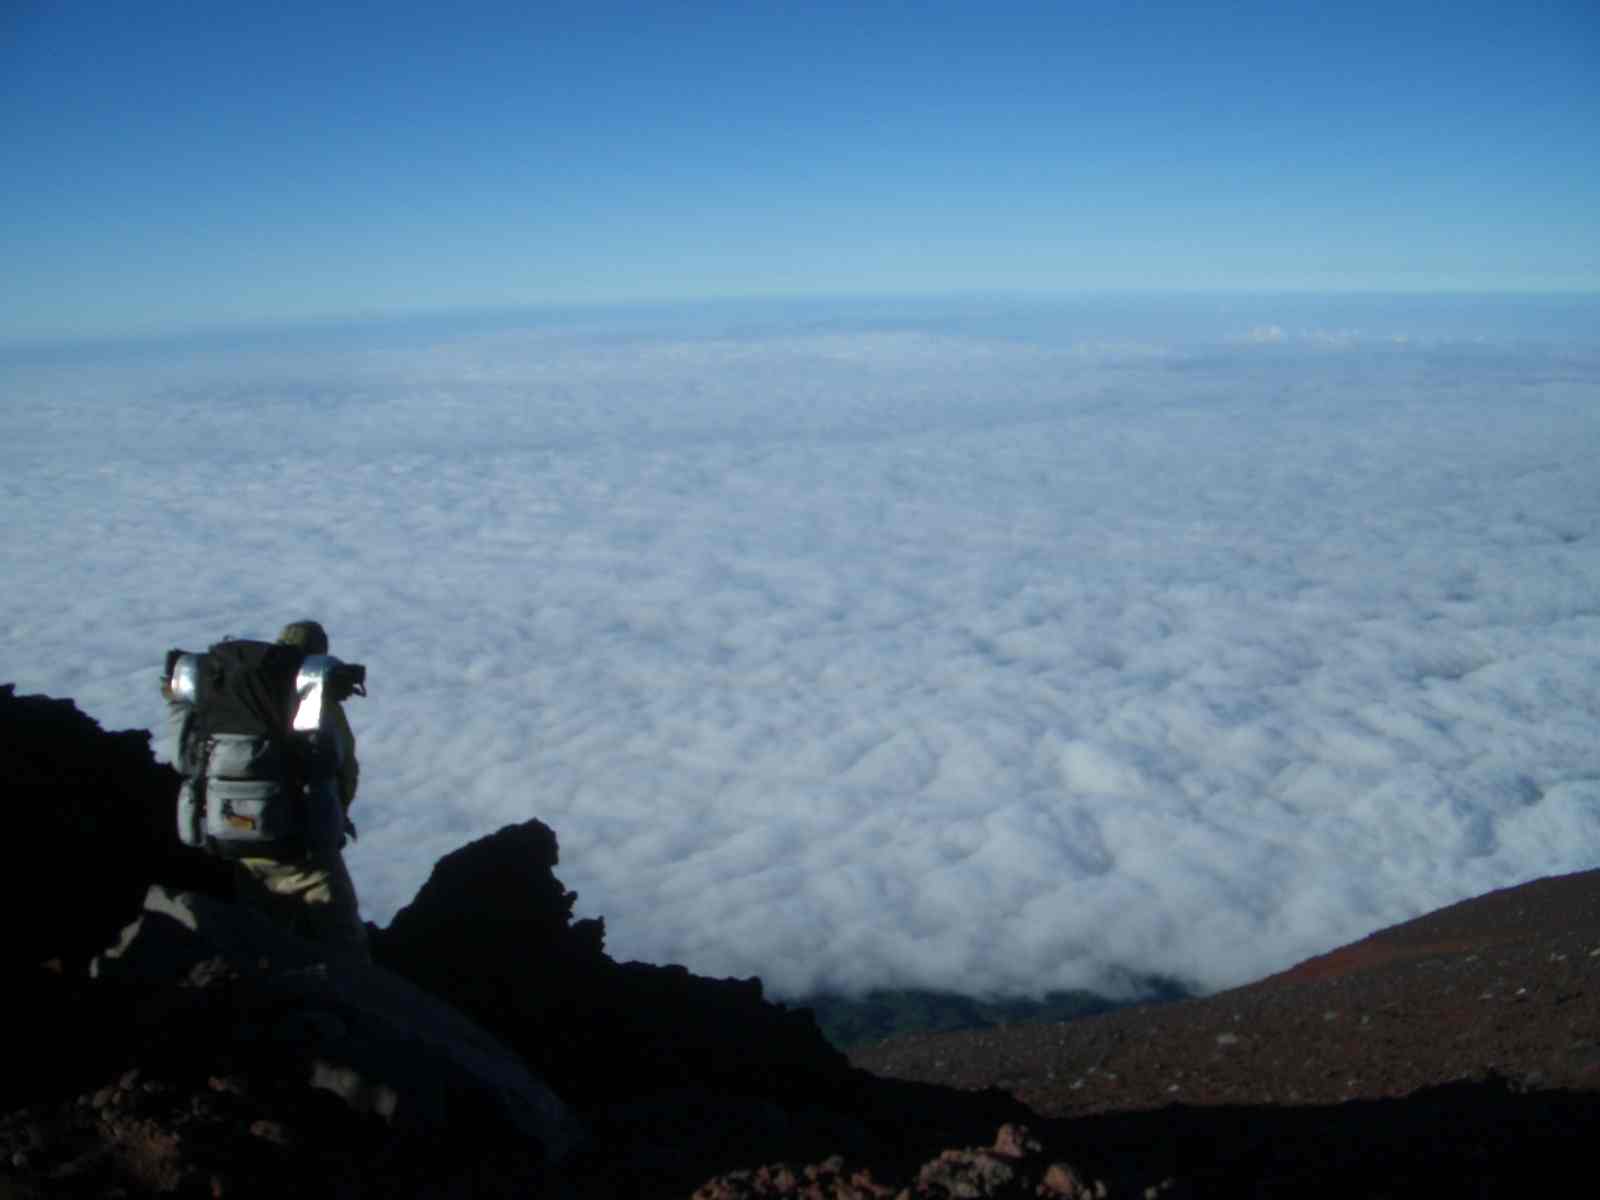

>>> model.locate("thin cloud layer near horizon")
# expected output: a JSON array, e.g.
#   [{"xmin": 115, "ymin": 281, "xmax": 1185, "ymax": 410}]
[
  {"xmin": 3, "ymin": 1, "xmax": 1597, "ymax": 345},
  {"xmin": 4, "ymin": 296, "xmax": 1598, "ymax": 1001}
]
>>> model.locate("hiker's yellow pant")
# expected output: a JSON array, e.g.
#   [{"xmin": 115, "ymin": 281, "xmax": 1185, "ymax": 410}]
[{"xmin": 235, "ymin": 853, "xmax": 369, "ymax": 962}]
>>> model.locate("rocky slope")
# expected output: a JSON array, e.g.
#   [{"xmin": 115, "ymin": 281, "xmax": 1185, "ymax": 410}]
[
  {"xmin": 5, "ymin": 683, "xmax": 1596, "ymax": 1196},
  {"xmin": 847, "ymin": 869, "xmax": 1600, "ymax": 1196}
]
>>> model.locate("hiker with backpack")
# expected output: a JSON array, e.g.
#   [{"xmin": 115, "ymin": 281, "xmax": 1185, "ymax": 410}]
[{"xmin": 163, "ymin": 620, "xmax": 370, "ymax": 961}]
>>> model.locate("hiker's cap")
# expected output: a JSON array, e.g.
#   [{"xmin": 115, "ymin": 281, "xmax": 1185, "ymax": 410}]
[{"xmin": 277, "ymin": 620, "xmax": 329, "ymax": 656}]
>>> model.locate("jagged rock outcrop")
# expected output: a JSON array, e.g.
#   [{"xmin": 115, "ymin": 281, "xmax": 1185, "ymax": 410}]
[{"xmin": 373, "ymin": 819, "xmax": 858, "ymax": 1111}]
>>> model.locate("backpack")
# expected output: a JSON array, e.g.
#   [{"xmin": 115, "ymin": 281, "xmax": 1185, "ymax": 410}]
[{"xmin": 171, "ymin": 639, "xmax": 345, "ymax": 861}]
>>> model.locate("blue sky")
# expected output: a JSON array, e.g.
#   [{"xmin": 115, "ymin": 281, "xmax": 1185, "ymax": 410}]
[{"xmin": 3, "ymin": 1, "xmax": 1596, "ymax": 343}]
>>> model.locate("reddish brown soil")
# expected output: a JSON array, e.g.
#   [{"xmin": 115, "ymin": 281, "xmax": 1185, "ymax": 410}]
[
  {"xmin": 850, "ymin": 869, "xmax": 1600, "ymax": 1115},
  {"xmin": 807, "ymin": 870, "xmax": 1600, "ymax": 1196}
]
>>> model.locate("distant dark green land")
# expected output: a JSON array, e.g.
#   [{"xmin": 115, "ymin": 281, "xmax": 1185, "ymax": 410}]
[{"xmin": 797, "ymin": 981, "xmax": 1193, "ymax": 1051}]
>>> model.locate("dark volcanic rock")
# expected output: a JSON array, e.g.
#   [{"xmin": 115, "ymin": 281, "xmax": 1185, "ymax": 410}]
[
  {"xmin": 3, "ymin": 686, "xmax": 236, "ymax": 1113},
  {"xmin": 2, "ymin": 960, "xmax": 558, "ymax": 1199},
  {"xmin": 692, "ymin": 1124, "xmax": 1106, "ymax": 1199},
  {"xmin": 3, "ymin": 685, "xmax": 233, "ymax": 974},
  {"xmin": 373, "ymin": 818, "xmax": 859, "ymax": 1109},
  {"xmin": 369, "ymin": 822, "xmax": 1035, "ymax": 1191}
]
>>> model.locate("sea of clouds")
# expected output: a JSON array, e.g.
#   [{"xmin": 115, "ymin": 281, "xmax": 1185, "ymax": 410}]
[{"xmin": 4, "ymin": 296, "xmax": 1598, "ymax": 1001}]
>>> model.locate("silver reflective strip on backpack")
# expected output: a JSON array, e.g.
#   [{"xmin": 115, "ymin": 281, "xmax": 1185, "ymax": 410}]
[
  {"xmin": 168, "ymin": 653, "xmax": 202, "ymax": 703},
  {"xmin": 293, "ymin": 655, "xmax": 350, "ymax": 769},
  {"xmin": 293, "ymin": 655, "xmax": 334, "ymax": 730}
]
